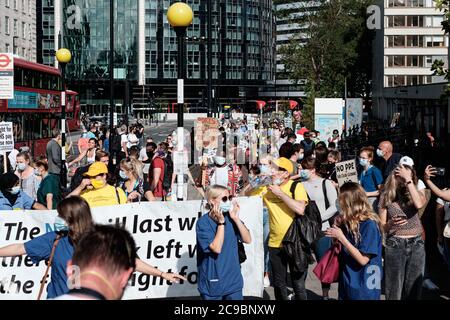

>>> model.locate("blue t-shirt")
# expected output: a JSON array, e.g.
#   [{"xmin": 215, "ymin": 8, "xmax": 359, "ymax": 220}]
[
  {"xmin": 359, "ymin": 166, "xmax": 383, "ymax": 193},
  {"xmin": 339, "ymin": 219, "xmax": 382, "ymax": 300},
  {"xmin": 24, "ymin": 232, "xmax": 74, "ymax": 299},
  {"xmin": 0, "ymin": 190, "xmax": 35, "ymax": 210},
  {"xmin": 196, "ymin": 213, "xmax": 244, "ymax": 297}
]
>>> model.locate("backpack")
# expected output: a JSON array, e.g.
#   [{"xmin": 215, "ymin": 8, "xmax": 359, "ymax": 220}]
[
  {"xmin": 162, "ymin": 156, "xmax": 174, "ymax": 193},
  {"xmin": 289, "ymin": 180, "xmax": 323, "ymax": 246},
  {"xmin": 111, "ymin": 133, "xmax": 125, "ymax": 153}
]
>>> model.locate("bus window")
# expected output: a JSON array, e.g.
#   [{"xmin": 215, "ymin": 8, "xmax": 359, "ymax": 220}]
[
  {"xmin": 23, "ymin": 69, "xmax": 34, "ymax": 87},
  {"xmin": 14, "ymin": 67, "xmax": 23, "ymax": 87}
]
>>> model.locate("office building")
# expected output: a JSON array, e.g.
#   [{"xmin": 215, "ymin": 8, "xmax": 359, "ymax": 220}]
[
  {"xmin": 36, "ymin": 0, "xmax": 276, "ymax": 114},
  {"xmin": 0, "ymin": 0, "xmax": 36, "ymax": 61}
]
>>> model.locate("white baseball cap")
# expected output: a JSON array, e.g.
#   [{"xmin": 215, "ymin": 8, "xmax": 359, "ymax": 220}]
[{"xmin": 399, "ymin": 156, "xmax": 414, "ymax": 167}]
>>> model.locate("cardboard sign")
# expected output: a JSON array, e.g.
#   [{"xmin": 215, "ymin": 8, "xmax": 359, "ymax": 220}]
[
  {"xmin": 0, "ymin": 122, "xmax": 14, "ymax": 152},
  {"xmin": 335, "ymin": 159, "xmax": 358, "ymax": 187}
]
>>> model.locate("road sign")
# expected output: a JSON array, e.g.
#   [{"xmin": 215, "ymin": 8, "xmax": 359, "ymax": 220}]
[
  {"xmin": 335, "ymin": 159, "xmax": 358, "ymax": 187},
  {"xmin": 113, "ymin": 112, "xmax": 118, "ymax": 126},
  {"xmin": 0, "ymin": 53, "xmax": 14, "ymax": 99},
  {"xmin": 0, "ymin": 122, "xmax": 14, "ymax": 152}
]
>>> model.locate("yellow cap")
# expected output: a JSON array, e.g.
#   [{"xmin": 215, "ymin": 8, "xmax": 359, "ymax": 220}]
[
  {"xmin": 84, "ymin": 162, "xmax": 108, "ymax": 177},
  {"xmin": 272, "ymin": 157, "xmax": 294, "ymax": 175}
]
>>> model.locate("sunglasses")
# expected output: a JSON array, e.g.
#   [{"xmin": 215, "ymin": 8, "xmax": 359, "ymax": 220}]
[{"xmin": 221, "ymin": 195, "xmax": 234, "ymax": 202}]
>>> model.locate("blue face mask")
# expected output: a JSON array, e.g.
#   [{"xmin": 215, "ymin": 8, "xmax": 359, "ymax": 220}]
[
  {"xmin": 119, "ymin": 170, "xmax": 128, "ymax": 180},
  {"xmin": 259, "ymin": 165, "xmax": 271, "ymax": 175},
  {"xmin": 220, "ymin": 201, "xmax": 232, "ymax": 213},
  {"xmin": 359, "ymin": 158, "xmax": 369, "ymax": 167},
  {"xmin": 273, "ymin": 178, "xmax": 283, "ymax": 186},
  {"xmin": 298, "ymin": 153, "xmax": 304, "ymax": 161},
  {"xmin": 17, "ymin": 163, "xmax": 27, "ymax": 171},
  {"xmin": 54, "ymin": 216, "xmax": 69, "ymax": 232},
  {"xmin": 9, "ymin": 186, "xmax": 20, "ymax": 195},
  {"xmin": 300, "ymin": 170, "xmax": 311, "ymax": 181}
]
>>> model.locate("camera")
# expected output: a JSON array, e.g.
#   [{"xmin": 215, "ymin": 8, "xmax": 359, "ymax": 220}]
[{"xmin": 435, "ymin": 167, "xmax": 446, "ymax": 176}]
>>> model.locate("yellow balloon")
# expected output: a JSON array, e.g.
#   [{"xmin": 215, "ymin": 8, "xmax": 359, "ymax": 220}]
[
  {"xmin": 56, "ymin": 48, "xmax": 72, "ymax": 64},
  {"xmin": 167, "ymin": 2, "xmax": 193, "ymax": 27}
]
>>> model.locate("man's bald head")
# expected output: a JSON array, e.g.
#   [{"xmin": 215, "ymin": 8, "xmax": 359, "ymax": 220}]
[{"xmin": 378, "ymin": 141, "xmax": 393, "ymax": 159}]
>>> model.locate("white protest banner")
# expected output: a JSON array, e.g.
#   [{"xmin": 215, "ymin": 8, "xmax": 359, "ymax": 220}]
[
  {"xmin": 0, "ymin": 122, "xmax": 14, "ymax": 153},
  {"xmin": 0, "ymin": 53, "xmax": 14, "ymax": 100},
  {"xmin": 335, "ymin": 159, "xmax": 358, "ymax": 187},
  {"xmin": 0, "ymin": 197, "xmax": 264, "ymax": 300}
]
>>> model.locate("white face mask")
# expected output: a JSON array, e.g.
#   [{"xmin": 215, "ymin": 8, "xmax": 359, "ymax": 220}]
[
  {"xmin": 17, "ymin": 163, "xmax": 27, "ymax": 171},
  {"xmin": 9, "ymin": 186, "xmax": 20, "ymax": 195}
]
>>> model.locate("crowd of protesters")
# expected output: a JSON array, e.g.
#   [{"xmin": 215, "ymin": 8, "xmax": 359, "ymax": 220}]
[{"xmin": 0, "ymin": 115, "xmax": 449, "ymax": 301}]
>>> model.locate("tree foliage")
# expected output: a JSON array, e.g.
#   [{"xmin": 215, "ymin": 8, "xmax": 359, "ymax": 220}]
[
  {"xmin": 431, "ymin": 0, "xmax": 450, "ymax": 95},
  {"xmin": 277, "ymin": 0, "xmax": 375, "ymax": 128}
]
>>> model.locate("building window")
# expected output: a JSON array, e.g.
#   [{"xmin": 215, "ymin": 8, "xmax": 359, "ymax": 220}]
[
  {"xmin": 5, "ymin": 43, "xmax": 11, "ymax": 53},
  {"xmin": 5, "ymin": 17, "xmax": 10, "ymax": 35},
  {"xmin": 13, "ymin": 19, "xmax": 18, "ymax": 36},
  {"xmin": 6, "ymin": 0, "xmax": 10, "ymax": 8},
  {"xmin": 22, "ymin": 22, "xmax": 26, "ymax": 38},
  {"xmin": 14, "ymin": 0, "xmax": 18, "ymax": 10}
]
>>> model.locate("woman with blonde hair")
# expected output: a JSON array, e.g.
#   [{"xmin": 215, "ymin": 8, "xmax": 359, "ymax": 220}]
[
  {"xmin": 118, "ymin": 157, "xmax": 150, "ymax": 202},
  {"xmin": 196, "ymin": 185, "xmax": 251, "ymax": 300},
  {"xmin": 325, "ymin": 182, "xmax": 383, "ymax": 300},
  {"xmin": 378, "ymin": 164, "xmax": 427, "ymax": 300}
]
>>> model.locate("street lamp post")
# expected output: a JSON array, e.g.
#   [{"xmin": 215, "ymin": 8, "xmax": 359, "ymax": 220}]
[
  {"xmin": 167, "ymin": 2, "xmax": 193, "ymax": 201},
  {"xmin": 55, "ymin": 48, "xmax": 72, "ymax": 189}
]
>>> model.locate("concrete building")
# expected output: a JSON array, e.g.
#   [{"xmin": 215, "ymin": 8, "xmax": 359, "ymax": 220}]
[
  {"xmin": 260, "ymin": 1, "xmax": 317, "ymax": 100},
  {"xmin": 0, "ymin": 0, "xmax": 36, "ymax": 61},
  {"xmin": 372, "ymin": 0, "xmax": 450, "ymax": 140},
  {"xmin": 36, "ymin": 0, "xmax": 276, "ymax": 115}
]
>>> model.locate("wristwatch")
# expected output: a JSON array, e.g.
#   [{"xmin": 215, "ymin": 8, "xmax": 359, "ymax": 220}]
[{"xmin": 217, "ymin": 221, "xmax": 226, "ymax": 226}]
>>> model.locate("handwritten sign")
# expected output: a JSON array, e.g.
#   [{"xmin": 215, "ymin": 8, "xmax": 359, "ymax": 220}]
[
  {"xmin": 335, "ymin": 159, "xmax": 358, "ymax": 187},
  {"xmin": 0, "ymin": 122, "xmax": 14, "ymax": 152}
]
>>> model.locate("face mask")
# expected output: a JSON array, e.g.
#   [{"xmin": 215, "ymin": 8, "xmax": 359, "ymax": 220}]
[
  {"xmin": 9, "ymin": 186, "xmax": 20, "ymax": 195},
  {"xmin": 300, "ymin": 170, "xmax": 311, "ymax": 181},
  {"xmin": 17, "ymin": 163, "xmax": 27, "ymax": 171},
  {"xmin": 359, "ymin": 159, "xmax": 369, "ymax": 167},
  {"xmin": 34, "ymin": 169, "xmax": 42, "ymax": 176},
  {"xmin": 298, "ymin": 153, "xmax": 304, "ymax": 161},
  {"xmin": 376, "ymin": 149, "xmax": 384, "ymax": 157},
  {"xmin": 259, "ymin": 164, "xmax": 271, "ymax": 175},
  {"xmin": 220, "ymin": 201, "xmax": 232, "ymax": 213},
  {"xmin": 90, "ymin": 178, "xmax": 105, "ymax": 189},
  {"xmin": 54, "ymin": 216, "xmax": 69, "ymax": 232},
  {"xmin": 333, "ymin": 133, "xmax": 339, "ymax": 138},
  {"xmin": 119, "ymin": 170, "xmax": 128, "ymax": 180},
  {"xmin": 273, "ymin": 178, "xmax": 284, "ymax": 186},
  {"xmin": 214, "ymin": 156, "xmax": 226, "ymax": 166}
]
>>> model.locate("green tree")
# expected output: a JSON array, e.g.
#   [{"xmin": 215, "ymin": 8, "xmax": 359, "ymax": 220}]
[
  {"xmin": 431, "ymin": 0, "xmax": 450, "ymax": 95},
  {"xmin": 278, "ymin": 0, "xmax": 374, "ymax": 128}
]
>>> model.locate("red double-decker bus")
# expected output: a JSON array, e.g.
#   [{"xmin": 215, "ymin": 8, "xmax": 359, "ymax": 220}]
[{"xmin": 0, "ymin": 58, "xmax": 80, "ymax": 157}]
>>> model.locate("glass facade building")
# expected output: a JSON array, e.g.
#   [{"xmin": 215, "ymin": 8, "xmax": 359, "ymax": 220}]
[{"xmin": 37, "ymin": 0, "xmax": 276, "ymax": 113}]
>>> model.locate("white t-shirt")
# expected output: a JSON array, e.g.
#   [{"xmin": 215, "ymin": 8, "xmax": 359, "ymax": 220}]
[
  {"xmin": 139, "ymin": 147, "xmax": 148, "ymax": 161},
  {"xmin": 417, "ymin": 179, "xmax": 426, "ymax": 191},
  {"xmin": 437, "ymin": 195, "xmax": 450, "ymax": 222},
  {"xmin": 120, "ymin": 133, "xmax": 128, "ymax": 152},
  {"xmin": 127, "ymin": 133, "xmax": 139, "ymax": 149},
  {"xmin": 211, "ymin": 166, "xmax": 229, "ymax": 188}
]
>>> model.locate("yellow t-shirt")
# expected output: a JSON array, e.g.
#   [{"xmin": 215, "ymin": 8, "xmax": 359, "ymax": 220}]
[
  {"xmin": 81, "ymin": 185, "xmax": 127, "ymax": 207},
  {"xmin": 251, "ymin": 180, "xmax": 308, "ymax": 248}
]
